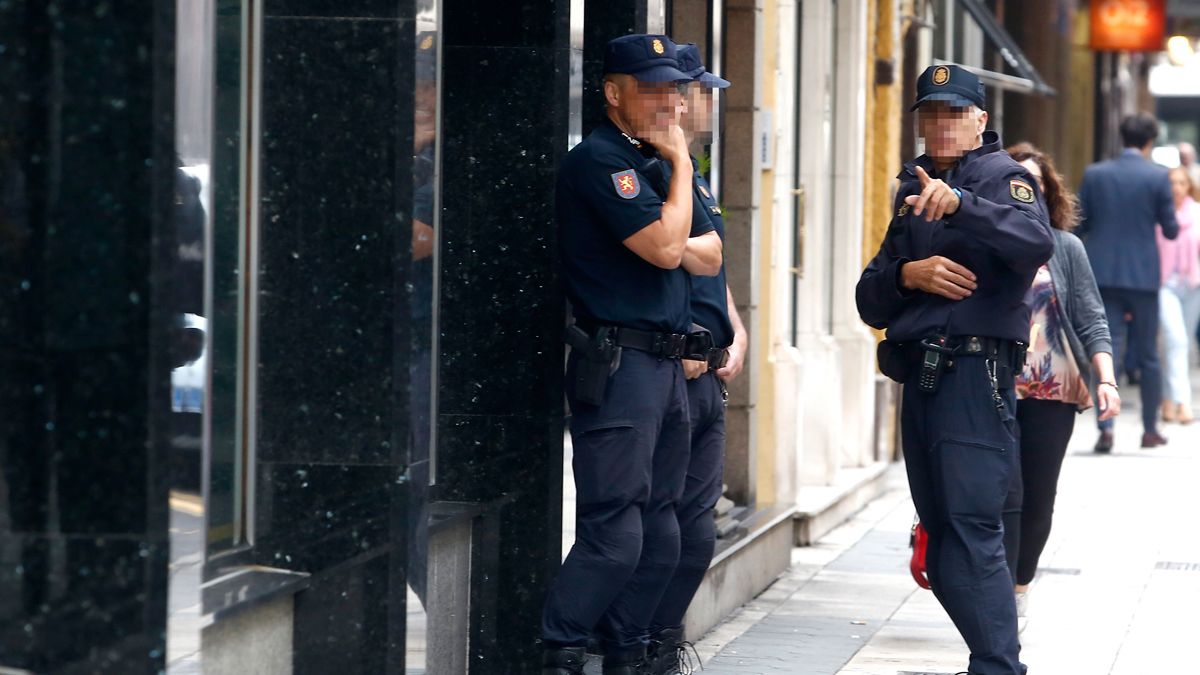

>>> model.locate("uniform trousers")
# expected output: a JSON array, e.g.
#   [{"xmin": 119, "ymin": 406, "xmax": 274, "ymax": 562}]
[
  {"xmin": 902, "ymin": 356, "xmax": 1026, "ymax": 675},
  {"xmin": 647, "ymin": 370, "xmax": 725, "ymax": 634},
  {"xmin": 543, "ymin": 349, "xmax": 690, "ymax": 656}
]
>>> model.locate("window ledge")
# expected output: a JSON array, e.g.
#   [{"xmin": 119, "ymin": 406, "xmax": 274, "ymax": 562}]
[{"xmin": 201, "ymin": 565, "xmax": 311, "ymax": 626}]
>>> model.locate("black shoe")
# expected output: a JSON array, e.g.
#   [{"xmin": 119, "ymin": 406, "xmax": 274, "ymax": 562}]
[
  {"xmin": 602, "ymin": 646, "xmax": 649, "ymax": 675},
  {"xmin": 1141, "ymin": 431, "xmax": 1168, "ymax": 448},
  {"xmin": 1094, "ymin": 430, "xmax": 1114, "ymax": 454},
  {"xmin": 543, "ymin": 646, "xmax": 587, "ymax": 675}
]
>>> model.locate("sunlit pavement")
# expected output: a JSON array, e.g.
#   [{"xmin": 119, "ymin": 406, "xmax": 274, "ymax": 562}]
[{"xmin": 697, "ymin": 369, "xmax": 1200, "ymax": 675}]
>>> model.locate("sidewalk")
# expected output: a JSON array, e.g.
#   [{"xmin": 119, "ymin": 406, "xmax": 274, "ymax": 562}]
[{"xmin": 695, "ymin": 372, "xmax": 1200, "ymax": 674}]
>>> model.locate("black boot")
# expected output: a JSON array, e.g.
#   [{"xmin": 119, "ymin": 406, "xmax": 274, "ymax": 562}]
[
  {"xmin": 542, "ymin": 646, "xmax": 587, "ymax": 675},
  {"xmin": 602, "ymin": 646, "xmax": 648, "ymax": 675},
  {"xmin": 645, "ymin": 628, "xmax": 683, "ymax": 675}
]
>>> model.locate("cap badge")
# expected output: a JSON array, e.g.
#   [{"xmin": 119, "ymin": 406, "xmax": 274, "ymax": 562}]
[
  {"xmin": 611, "ymin": 169, "xmax": 641, "ymax": 199},
  {"xmin": 652, "ymin": 39, "xmax": 665, "ymax": 55},
  {"xmin": 932, "ymin": 65, "xmax": 950, "ymax": 86},
  {"xmin": 1010, "ymin": 179, "xmax": 1035, "ymax": 204}
]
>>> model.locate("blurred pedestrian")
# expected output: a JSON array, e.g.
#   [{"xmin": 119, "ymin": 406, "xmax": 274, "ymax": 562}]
[
  {"xmin": 1076, "ymin": 113, "xmax": 1179, "ymax": 451},
  {"xmin": 1157, "ymin": 166, "xmax": 1200, "ymax": 424},
  {"xmin": 1003, "ymin": 144, "xmax": 1120, "ymax": 616},
  {"xmin": 1179, "ymin": 142, "xmax": 1200, "ymax": 196}
]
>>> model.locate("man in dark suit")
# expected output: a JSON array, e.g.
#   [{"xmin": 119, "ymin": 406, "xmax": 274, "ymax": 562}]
[{"xmin": 1077, "ymin": 113, "xmax": 1179, "ymax": 451}]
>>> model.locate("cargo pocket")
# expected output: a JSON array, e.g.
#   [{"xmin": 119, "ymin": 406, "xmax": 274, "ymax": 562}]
[
  {"xmin": 569, "ymin": 421, "xmax": 647, "ymax": 510},
  {"xmin": 934, "ymin": 438, "xmax": 1010, "ymax": 519}
]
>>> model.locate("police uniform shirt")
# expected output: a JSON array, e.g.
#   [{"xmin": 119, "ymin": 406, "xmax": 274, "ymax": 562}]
[
  {"xmin": 856, "ymin": 131, "xmax": 1055, "ymax": 343},
  {"xmin": 637, "ymin": 154, "xmax": 733, "ymax": 346},
  {"xmin": 686, "ymin": 158, "xmax": 733, "ymax": 347},
  {"xmin": 558, "ymin": 119, "xmax": 715, "ymax": 333}
]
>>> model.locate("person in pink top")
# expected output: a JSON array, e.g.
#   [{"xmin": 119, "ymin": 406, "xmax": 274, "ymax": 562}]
[{"xmin": 1158, "ymin": 166, "xmax": 1200, "ymax": 424}]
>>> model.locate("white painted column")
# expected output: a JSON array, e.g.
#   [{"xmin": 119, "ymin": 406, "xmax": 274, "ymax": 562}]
[
  {"xmin": 792, "ymin": 0, "xmax": 843, "ymax": 488},
  {"xmin": 830, "ymin": 0, "xmax": 877, "ymax": 469},
  {"xmin": 767, "ymin": 0, "xmax": 802, "ymax": 506}
]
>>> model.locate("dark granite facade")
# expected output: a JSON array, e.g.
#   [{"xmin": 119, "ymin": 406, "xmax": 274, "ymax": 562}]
[
  {"xmin": 0, "ymin": 0, "xmax": 627, "ymax": 671},
  {"xmin": 246, "ymin": 3, "xmax": 414, "ymax": 672},
  {"xmin": 0, "ymin": 2, "xmax": 175, "ymax": 672},
  {"xmin": 437, "ymin": 0, "xmax": 571, "ymax": 668}
]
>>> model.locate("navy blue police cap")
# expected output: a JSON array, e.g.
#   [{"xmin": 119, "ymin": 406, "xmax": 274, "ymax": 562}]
[
  {"xmin": 911, "ymin": 64, "xmax": 986, "ymax": 111},
  {"xmin": 676, "ymin": 43, "xmax": 731, "ymax": 89},
  {"xmin": 604, "ymin": 34, "xmax": 692, "ymax": 83}
]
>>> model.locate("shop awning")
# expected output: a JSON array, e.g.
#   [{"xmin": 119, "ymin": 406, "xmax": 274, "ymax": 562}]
[{"xmin": 955, "ymin": 0, "xmax": 1057, "ymax": 97}]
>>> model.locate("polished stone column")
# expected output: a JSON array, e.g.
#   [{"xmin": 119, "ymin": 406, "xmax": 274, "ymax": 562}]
[{"xmin": 0, "ymin": 2, "xmax": 176, "ymax": 672}]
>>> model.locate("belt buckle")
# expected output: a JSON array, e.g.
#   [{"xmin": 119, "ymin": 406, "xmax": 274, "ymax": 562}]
[{"xmin": 668, "ymin": 333, "xmax": 687, "ymax": 357}]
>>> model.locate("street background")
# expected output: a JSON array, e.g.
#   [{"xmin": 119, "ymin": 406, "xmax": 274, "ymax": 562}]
[{"xmin": 692, "ymin": 368, "xmax": 1200, "ymax": 675}]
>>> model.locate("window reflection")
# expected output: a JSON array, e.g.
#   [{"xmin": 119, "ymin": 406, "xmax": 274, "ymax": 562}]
[
  {"xmin": 406, "ymin": 3, "xmax": 440, "ymax": 671},
  {"xmin": 168, "ymin": 1, "xmax": 215, "ymax": 671}
]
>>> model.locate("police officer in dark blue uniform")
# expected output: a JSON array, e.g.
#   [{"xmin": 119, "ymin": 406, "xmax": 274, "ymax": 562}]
[
  {"xmin": 635, "ymin": 43, "xmax": 748, "ymax": 675},
  {"xmin": 542, "ymin": 34, "xmax": 723, "ymax": 675},
  {"xmin": 856, "ymin": 65, "xmax": 1054, "ymax": 675}
]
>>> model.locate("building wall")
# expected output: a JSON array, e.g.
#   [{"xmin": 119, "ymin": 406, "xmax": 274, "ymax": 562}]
[{"xmin": 753, "ymin": 0, "xmax": 881, "ymax": 512}]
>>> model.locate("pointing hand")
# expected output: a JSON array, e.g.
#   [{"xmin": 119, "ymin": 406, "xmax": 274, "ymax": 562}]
[{"xmin": 904, "ymin": 166, "xmax": 962, "ymax": 222}]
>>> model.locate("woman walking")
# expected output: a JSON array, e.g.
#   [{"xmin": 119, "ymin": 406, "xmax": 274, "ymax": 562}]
[
  {"xmin": 1003, "ymin": 144, "xmax": 1122, "ymax": 615},
  {"xmin": 1157, "ymin": 166, "xmax": 1200, "ymax": 424}
]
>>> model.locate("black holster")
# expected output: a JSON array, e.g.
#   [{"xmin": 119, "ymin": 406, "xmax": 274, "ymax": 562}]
[
  {"xmin": 565, "ymin": 324, "xmax": 622, "ymax": 406},
  {"xmin": 683, "ymin": 325, "xmax": 714, "ymax": 362}
]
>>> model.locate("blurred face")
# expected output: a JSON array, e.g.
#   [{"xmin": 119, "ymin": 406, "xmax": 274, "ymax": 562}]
[
  {"xmin": 1170, "ymin": 168, "xmax": 1192, "ymax": 205},
  {"xmin": 681, "ymin": 83, "xmax": 715, "ymax": 141},
  {"xmin": 605, "ymin": 74, "xmax": 683, "ymax": 139},
  {"xmin": 1179, "ymin": 143, "xmax": 1196, "ymax": 167},
  {"xmin": 917, "ymin": 101, "xmax": 987, "ymax": 165},
  {"xmin": 1019, "ymin": 158, "xmax": 1044, "ymax": 192}
]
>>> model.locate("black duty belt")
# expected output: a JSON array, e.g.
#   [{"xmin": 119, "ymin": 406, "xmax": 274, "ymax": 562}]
[
  {"xmin": 575, "ymin": 321, "xmax": 690, "ymax": 359},
  {"xmin": 942, "ymin": 336, "xmax": 1027, "ymax": 367}
]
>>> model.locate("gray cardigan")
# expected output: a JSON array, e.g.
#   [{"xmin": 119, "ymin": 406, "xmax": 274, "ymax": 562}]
[{"xmin": 1045, "ymin": 229, "xmax": 1113, "ymax": 383}]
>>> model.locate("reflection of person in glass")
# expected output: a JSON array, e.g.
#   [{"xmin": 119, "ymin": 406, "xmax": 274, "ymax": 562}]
[
  {"xmin": 169, "ymin": 160, "xmax": 207, "ymax": 492},
  {"xmin": 406, "ymin": 29, "xmax": 437, "ymax": 607}
]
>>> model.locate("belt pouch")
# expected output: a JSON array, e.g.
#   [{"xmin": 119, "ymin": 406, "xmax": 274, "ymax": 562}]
[{"xmin": 877, "ymin": 339, "xmax": 914, "ymax": 384}]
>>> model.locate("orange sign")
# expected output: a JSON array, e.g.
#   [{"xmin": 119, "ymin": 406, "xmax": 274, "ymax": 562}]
[{"xmin": 1091, "ymin": 0, "xmax": 1166, "ymax": 51}]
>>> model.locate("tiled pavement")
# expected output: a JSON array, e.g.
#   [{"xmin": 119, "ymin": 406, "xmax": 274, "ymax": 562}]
[{"xmin": 695, "ymin": 371, "xmax": 1200, "ymax": 675}]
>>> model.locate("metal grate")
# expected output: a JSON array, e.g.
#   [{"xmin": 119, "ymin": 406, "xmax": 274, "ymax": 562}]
[{"xmin": 1156, "ymin": 561, "xmax": 1200, "ymax": 572}]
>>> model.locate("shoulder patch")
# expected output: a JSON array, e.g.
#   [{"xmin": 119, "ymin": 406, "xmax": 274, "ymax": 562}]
[
  {"xmin": 1010, "ymin": 179, "xmax": 1035, "ymax": 204},
  {"xmin": 611, "ymin": 169, "xmax": 641, "ymax": 199}
]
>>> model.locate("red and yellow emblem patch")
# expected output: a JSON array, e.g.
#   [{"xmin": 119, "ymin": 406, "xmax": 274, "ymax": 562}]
[
  {"xmin": 1010, "ymin": 179, "xmax": 1035, "ymax": 204},
  {"xmin": 611, "ymin": 169, "xmax": 641, "ymax": 199}
]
